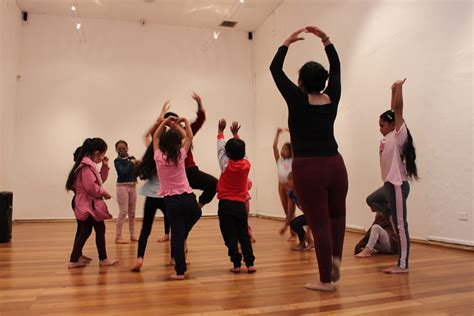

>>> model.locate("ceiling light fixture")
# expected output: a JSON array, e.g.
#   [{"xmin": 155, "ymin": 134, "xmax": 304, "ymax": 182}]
[
  {"xmin": 76, "ymin": 23, "xmax": 81, "ymax": 30},
  {"xmin": 213, "ymin": 31, "xmax": 220, "ymax": 39},
  {"xmin": 71, "ymin": 5, "xmax": 76, "ymax": 11}
]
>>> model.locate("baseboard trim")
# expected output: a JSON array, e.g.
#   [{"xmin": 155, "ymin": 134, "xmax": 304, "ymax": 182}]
[{"xmin": 12, "ymin": 216, "xmax": 473, "ymax": 251}]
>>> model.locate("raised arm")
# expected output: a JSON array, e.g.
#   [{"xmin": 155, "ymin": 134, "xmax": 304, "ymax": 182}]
[
  {"xmin": 217, "ymin": 119, "xmax": 229, "ymax": 171},
  {"xmin": 144, "ymin": 101, "xmax": 170, "ymax": 146},
  {"xmin": 269, "ymin": 29, "xmax": 305, "ymax": 103},
  {"xmin": 305, "ymin": 26, "xmax": 341, "ymax": 104},
  {"xmin": 153, "ymin": 116, "xmax": 175, "ymax": 153},
  {"xmin": 100, "ymin": 156, "xmax": 110, "ymax": 182},
  {"xmin": 190, "ymin": 92, "xmax": 206, "ymax": 135},
  {"xmin": 273, "ymin": 128, "xmax": 283, "ymax": 161},
  {"xmin": 176, "ymin": 117, "xmax": 193, "ymax": 153},
  {"xmin": 391, "ymin": 78, "xmax": 406, "ymax": 132}
]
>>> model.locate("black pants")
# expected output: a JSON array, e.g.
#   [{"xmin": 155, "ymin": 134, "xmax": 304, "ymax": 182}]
[
  {"xmin": 137, "ymin": 197, "xmax": 166, "ymax": 258},
  {"xmin": 186, "ymin": 166, "xmax": 217, "ymax": 206},
  {"xmin": 70, "ymin": 216, "xmax": 107, "ymax": 262},
  {"xmin": 218, "ymin": 200, "xmax": 255, "ymax": 268},
  {"xmin": 71, "ymin": 196, "xmax": 84, "ymax": 258},
  {"xmin": 290, "ymin": 215, "xmax": 308, "ymax": 243},
  {"xmin": 165, "ymin": 193, "xmax": 202, "ymax": 275}
]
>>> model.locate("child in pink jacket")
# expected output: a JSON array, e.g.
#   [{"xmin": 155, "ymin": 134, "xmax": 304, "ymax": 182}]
[{"xmin": 66, "ymin": 138, "xmax": 118, "ymax": 269}]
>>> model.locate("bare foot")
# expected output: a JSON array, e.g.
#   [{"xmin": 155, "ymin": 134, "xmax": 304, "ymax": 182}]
[
  {"xmin": 78, "ymin": 256, "xmax": 92, "ymax": 264},
  {"xmin": 247, "ymin": 266, "xmax": 257, "ymax": 274},
  {"xmin": 331, "ymin": 257, "xmax": 341, "ymax": 282},
  {"xmin": 115, "ymin": 238, "xmax": 129, "ymax": 244},
  {"xmin": 305, "ymin": 281, "xmax": 334, "ymax": 292},
  {"xmin": 130, "ymin": 237, "xmax": 139, "ymax": 243},
  {"xmin": 355, "ymin": 247, "xmax": 373, "ymax": 258},
  {"xmin": 170, "ymin": 274, "xmax": 185, "ymax": 280},
  {"xmin": 291, "ymin": 243, "xmax": 306, "ymax": 251},
  {"xmin": 79, "ymin": 255, "xmax": 92, "ymax": 262},
  {"xmin": 251, "ymin": 237, "xmax": 256, "ymax": 243},
  {"xmin": 131, "ymin": 258, "xmax": 143, "ymax": 272},
  {"xmin": 304, "ymin": 241, "xmax": 315, "ymax": 251},
  {"xmin": 230, "ymin": 267, "xmax": 241, "ymax": 273},
  {"xmin": 382, "ymin": 266, "xmax": 409, "ymax": 274},
  {"xmin": 279, "ymin": 226, "xmax": 287, "ymax": 235},
  {"xmin": 99, "ymin": 259, "xmax": 119, "ymax": 266},
  {"xmin": 287, "ymin": 236, "xmax": 297, "ymax": 242},
  {"xmin": 68, "ymin": 261, "xmax": 88, "ymax": 269},
  {"xmin": 157, "ymin": 234, "xmax": 170, "ymax": 242}
]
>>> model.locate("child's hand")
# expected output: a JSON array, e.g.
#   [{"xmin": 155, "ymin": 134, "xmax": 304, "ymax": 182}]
[
  {"xmin": 218, "ymin": 119, "xmax": 226, "ymax": 133},
  {"xmin": 230, "ymin": 121, "xmax": 241, "ymax": 136},
  {"xmin": 391, "ymin": 78, "xmax": 407, "ymax": 91},
  {"xmin": 103, "ymin": 192, "xmax": 112, "ymax": 200},
  {"xmin": 191, "ymin": 92, "xmax": 202, "ymax": 106},
  {"xmin": 102, "ymin": 156, "xmax": 109, "ymax": 167},
  {"xmin": 277, "ymin": 127, "xmax": 283, "ymax": 134}
]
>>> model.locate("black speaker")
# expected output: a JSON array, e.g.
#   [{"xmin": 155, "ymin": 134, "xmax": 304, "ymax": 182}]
[
  {"xmin": 248, "ymin": 32, "xmax": 253, "ymax": 40},
  {"xmin": 0, "ymin": 192, "xmax": 13, "ymax": 243},
  {"xmin": 22, "ymin": 11, "xmax": 28, "ymax": 22}
]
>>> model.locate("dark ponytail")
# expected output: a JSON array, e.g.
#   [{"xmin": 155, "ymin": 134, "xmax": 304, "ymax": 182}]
[
  {"xmin": 380, "ymin": 110, "xmax": 418, "ymax": 181},
  {"xmin": 136, "ymin": 143, "xmax": 157, "ymax": 180},
  {"xmin": 65, "ymin": 138, "xmax": 108, "ymax": 191},
  {"xmin": 403, "ymin": 128, "xmax": 418, "ymax": 181}
]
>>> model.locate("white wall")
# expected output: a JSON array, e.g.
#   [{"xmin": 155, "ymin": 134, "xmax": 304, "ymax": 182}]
[
  {"xmin": 0, "ymin": 0, "xmax": 22, "ymax": 191},
  {"xmin": 14, "ymin": 14, "xmax": 254, "ymax": 219},
  {"xmin": 253, "ymin": 0, "xmax": 473, "ymax": 244}
]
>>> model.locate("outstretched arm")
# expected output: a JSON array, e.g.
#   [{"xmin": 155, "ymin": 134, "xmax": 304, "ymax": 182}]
[
  {"xmin": 273, "ymin": 128, "xmax": 283, "ymax": 161},
  {"xmin": 391, "ymin": 78, "xmax": 406, "ymax": 132},
  {"xmin": 217, "ymin": 119, "xmax": 229, "ymax": 171},
  {"xmin": 176, "ymin": 117, "xmax": 194, "ymax": 153},
  {"xmin": 145, "ymin": 100, "xmax": 170, "ymax": 146},
  {"xmin": 269, "ymin": 29, "xmax": 306, "ymax": 103},
  {"xmin": 190, "ymin": 92, "xmax": 206, "ymax": 135}
]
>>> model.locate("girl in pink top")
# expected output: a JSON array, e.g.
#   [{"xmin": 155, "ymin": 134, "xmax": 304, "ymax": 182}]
[
  {"xmin": 153, "ymin": 115, "xmax": 201, "ymax": 280},
  {"xmin": 377, "ymin": 79, "xmax": 418, "ymax": 274},
  {"xmin": 65, "ymin": 138, "xmax": 118, "ymax": 269}
]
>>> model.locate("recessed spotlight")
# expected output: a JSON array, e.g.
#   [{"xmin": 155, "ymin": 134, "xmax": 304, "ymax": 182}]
[
  {"xmin": 71, "ymin": 5, "xmax": 76, "ymax": 11},
  {"xmin": 240, "ymin": 0, "xmax": 244, "ymax": 3},
  {"xmin": 213, "ymin": 31, "xmax": 220, "ymax": 39},
  {"xmin": 76, "ymin": 23, "xmax": 81, "ymax": 30}
]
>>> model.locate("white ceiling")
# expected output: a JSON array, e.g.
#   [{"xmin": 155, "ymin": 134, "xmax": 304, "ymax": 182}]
[{"xmin": 16, "ymin": 0, "xmax": 283, "ymax": 31}]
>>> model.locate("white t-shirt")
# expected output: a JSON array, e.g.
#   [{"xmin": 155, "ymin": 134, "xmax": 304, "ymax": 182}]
[
  {"xmin": 277, "ymin": 158, "xmax": 292, "ymax": 184},
  {"xmin": 379, "ymin": 123, "xmax": 408, "ymax": 186}
]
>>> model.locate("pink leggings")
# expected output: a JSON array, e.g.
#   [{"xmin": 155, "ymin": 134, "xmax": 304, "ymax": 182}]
[{"xmin": 116, "ymin": 184, "xmax": 137, "ymax": 239}]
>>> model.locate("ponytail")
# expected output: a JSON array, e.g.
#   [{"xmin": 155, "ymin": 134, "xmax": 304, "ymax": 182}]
[
  {"xmin": 403, "ymin": 127, "xmax": 419, "ymax": 181},
  {"xmin": 65, "ymin": 138, "xmax": 107, "ymax": 191}
]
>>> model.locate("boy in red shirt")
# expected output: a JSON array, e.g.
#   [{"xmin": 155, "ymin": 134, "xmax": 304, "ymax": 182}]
[{"xmin": 217, "ymin": 119, "xmax": 256, "ymax": 273}]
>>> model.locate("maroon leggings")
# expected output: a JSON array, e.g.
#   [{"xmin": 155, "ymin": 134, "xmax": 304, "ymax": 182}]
[{"xmin": 292, "ymin": 154, "xmax": 348, "ymax": 283}]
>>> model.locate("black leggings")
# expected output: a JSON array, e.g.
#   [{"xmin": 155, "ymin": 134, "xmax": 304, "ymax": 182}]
[
  {"xmin": 218, "ymin": 200, "xmax": 255, "ymax": 268},
  {"xmin": 137, "ymin": 197, "xmax": 166, "ymax": 258},
  {"xmin": 290, "ymin": 215, "xmax": 308, "ymax": 243},
  {"xmin": 165, "ymin": 193, "xmax": 202, "ymax": 275},
  {"xmin": 70, "ymin": 216, "xmax": 107, "ymax": 262},
  {"xmin": 186, "ymin": 166, "xmax": 217, "ymax": 206}
]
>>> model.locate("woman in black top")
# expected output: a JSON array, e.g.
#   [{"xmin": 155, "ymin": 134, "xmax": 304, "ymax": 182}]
[{"xmin": 270, "ymin": 26, "xmax": 348, "ymax": 292}]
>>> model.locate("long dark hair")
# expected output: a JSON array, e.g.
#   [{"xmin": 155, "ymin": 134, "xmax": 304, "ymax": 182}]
[
  {"xmin": 159, "ymin": 129, "xmax": 182, "ymax": 165},
  {"xmin": 66, "ymin": 138, "xmax": 108, "ymax": 191},
  {"xmin": 298, "ymin": 61, "xmax": 329, "ymax": 93},
  {"xmin": 380, "ymin": 110, "xmax": 419, "ymax": 180},
  {"xmin": 137, "ymin": 143, "xmax": 156, "ymax": 180}
]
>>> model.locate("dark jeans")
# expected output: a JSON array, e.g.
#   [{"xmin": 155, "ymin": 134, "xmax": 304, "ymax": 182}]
[
  {"xmin": 165, "ymin": 193, "xmax": 202, "ymax": 275},
  {"xmin": 366, "ymin": 186, "xmax": 390, "ymax": 216},
  {"xmin": 186, "ymin": 166, "xmax": 217, "ymax": 205},
  {"xmin": 290, "ymin": 215, "xmax": 308, "ymax": 243},
  {"xmin": 292, "ymin": 154, "xmax": 348, "ymax": 283},
  {"xmin": 69, "ymin": 216, "xmax": 107, "ymax": 262},
  {"xmin": 137, "ymin": 197, "xmax": 166, "ymax": 258},
  {"xmin": 218, "ymin": 199, "xmax": 255, "ymax": 268}
]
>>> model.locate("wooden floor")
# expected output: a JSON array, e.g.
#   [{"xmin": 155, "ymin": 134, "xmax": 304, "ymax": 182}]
[{"xmin": 0, "ymin": 218, "xmax": 473, "ymax": 315}]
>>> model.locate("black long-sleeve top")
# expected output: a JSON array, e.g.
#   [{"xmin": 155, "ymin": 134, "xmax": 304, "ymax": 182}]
[{"xmin": 270, "ymin": 44, "xmax": 341, "ymax": 157}]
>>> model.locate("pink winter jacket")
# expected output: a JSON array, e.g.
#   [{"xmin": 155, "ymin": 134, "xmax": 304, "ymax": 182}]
[{"xmin": 73, "ymin": 157, "xmax": 112, "ymax": 221}]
